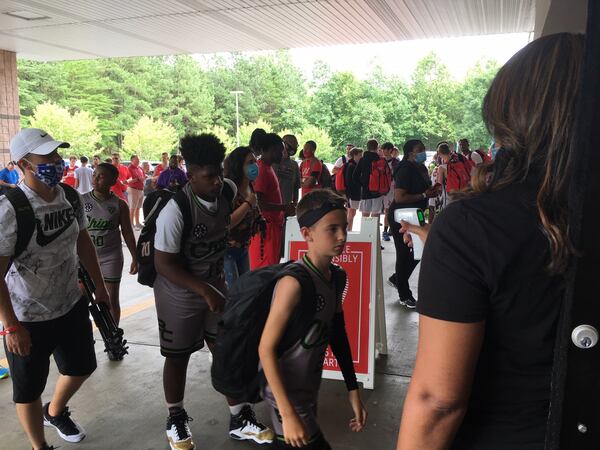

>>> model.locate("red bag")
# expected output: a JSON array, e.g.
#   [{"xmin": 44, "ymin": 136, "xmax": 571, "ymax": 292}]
[
  {"xmin": 368, "ymin": 157, "xmax": 392, "ymax": 195},
  {"xmin": 335, "ymin": 157, "xmax": 347, "ymax": 192},
  {"xmin": 445, "ymin": 154, "xmax": 472, "ymax": 192}
]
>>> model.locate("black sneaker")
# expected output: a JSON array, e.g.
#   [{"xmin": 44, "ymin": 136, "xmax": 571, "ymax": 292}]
[
  {"xmin": 399, "ymin": 296, "xmax": 417, "ymax": 309},
  {"xmin": 43, "ymin": 402, "xmax": 85, "ymax": 443},
  {"xmin": 32, "ymin": 444, "xmax": 57, "ymax": 450},
  {"xmin": 166, "ymin": 409, "xmax": 195, "ymax": 450},
  {"xmin": 229, "ymin": 404, "xmax": 274, "ymax": 444}
]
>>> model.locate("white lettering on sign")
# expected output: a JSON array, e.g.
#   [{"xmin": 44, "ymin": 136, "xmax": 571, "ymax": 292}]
[
  {"xmin": 323, "ymin": 348, "xmax": 340, "ymax": 368},
  {"xmin": 332, "ymin": 253, "xmax": 359, "ymax": 264}
]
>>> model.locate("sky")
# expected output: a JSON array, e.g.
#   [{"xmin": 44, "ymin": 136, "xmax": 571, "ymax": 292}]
[
  {"xmin": 289, "ymin": 32, "xmax": 531, "ymax": 82},
  {"xmin": 203, "ymin": 32, "xmax": 531, "ymax": 83}
]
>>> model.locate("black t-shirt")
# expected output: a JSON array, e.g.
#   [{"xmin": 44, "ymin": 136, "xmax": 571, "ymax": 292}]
[
  {"xmin": 391, "ymin": 159, "xmax": 430, "ymax": 210},
  {"xmin": 417, "ymin": 175, "xmax": 564, "ymax": 449}
]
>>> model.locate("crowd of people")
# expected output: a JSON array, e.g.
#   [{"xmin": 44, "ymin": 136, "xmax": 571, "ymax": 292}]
[{"xmin": 0, "ymin": 32, "xmax": 582, "ymax": 450}]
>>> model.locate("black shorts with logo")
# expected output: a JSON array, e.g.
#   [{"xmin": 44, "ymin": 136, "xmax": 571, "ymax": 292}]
[{"xmin": 4, "ymin": 297, "xmax": 97, "ymax": 403}]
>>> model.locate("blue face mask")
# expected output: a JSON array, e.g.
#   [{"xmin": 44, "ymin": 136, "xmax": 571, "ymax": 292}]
[
  {"xmin": 245, "ymin": 162, "xmax": 259, "ymax": 181},
  {"xmin": 29, "ymin": 160, "xmax": 65, "ymax": 187},
  {"xmin": 415, "ymin": 152, "xmax": 427, "ymax": 164}
]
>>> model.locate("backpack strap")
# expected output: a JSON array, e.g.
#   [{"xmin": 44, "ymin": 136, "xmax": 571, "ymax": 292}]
[
  {"xmin": 173, "ymin": 189, "xmax": 193, "ymax": 247},
  {"xmin": 59, "ymin": 182, "xmax": 81, "ymax": 214},
  {"xmin": 5, "ymin": 187, "xmax": 35, "ymax": 259},
  {"xmin": 277, "ymin": 262, "xmax": 318, "ymax": 353},
  {"xmin": 331, "ymin": 264, "xmax": 348, "ymax": 305},
  {"xmin": 222, "ymin": 179, "xmax": 235, "ymax": 212}
]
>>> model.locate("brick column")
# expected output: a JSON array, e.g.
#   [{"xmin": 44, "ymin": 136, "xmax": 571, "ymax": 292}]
[{"xmin": 0, "ymin": 50, "xmax": 20, "ymax": 166}]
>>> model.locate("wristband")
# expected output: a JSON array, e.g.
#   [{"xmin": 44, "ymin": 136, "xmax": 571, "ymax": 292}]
[
  {"xmin": 243, "ymin": 200, "xmax": 252, "ymax": 208},
  {"xmin": 0, "ymin": 326, "xmax": 20, "ymax": 336}
]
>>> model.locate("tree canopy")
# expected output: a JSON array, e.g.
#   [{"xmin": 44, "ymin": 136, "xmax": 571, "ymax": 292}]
[{"xmin": 17, "ymin": 51, "xmax": 500, "ymax": 162}]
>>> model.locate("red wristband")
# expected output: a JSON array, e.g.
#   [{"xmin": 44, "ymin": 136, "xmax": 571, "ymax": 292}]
[{"xmin": 0, "ymin": 326, "xmax": 20, "ymax": 336}]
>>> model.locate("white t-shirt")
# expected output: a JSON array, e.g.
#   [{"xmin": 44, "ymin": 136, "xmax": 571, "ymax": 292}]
[
  {"xmin": 470, "ymin": 151, "xmax": 483, "ymax": 165},
  {"xmin": 154, "ymin": 179, "xmax": 237, "ymax": 254},
  {"xmin": 0, "ymin": 183, "xmax": 87, "ymax": 321},
  {"xmin": 334, "ymin": 156, "xmax": 346, "ymax": 169},
  {"xmin": 75, "ymin": 166, "xmax": 94, "ymax": 194}
]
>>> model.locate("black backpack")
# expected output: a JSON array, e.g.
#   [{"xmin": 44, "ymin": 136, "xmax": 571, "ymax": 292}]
[
  {"xmin": 318, "ymin": 160, "xmax": 332, "ymax": 189},
  {"xmin": 5, "ymin": 183, "xmax": 81, "ymax": 270},
  {"xmin": 137, "ymin": 183, "xmax": 236, "ymax": 287},
  {"xmin": 136, "ymin": 189, "xmax": 192, "ymax": 287},
  {"xmin": 211, "ymin": 261, "xmax": 347, "ymax": 402}
]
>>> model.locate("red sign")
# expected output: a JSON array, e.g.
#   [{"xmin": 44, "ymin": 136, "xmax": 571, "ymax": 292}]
[{"xmin": 288, "ymin": 241, "xmax": 372, "ymax": 376}]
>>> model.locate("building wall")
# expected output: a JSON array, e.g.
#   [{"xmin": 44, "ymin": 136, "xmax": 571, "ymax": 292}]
[{"xmin": 0, "ymin": 50, "xmax": 20, "ymax": 167}]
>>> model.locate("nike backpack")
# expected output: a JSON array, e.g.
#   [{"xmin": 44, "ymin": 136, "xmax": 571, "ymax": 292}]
[
  {"xmin": 211, "ymin": 261, "xmax": 347, "ymax": 402},
  {"xmin": 368, "ymin": 157, "xmax": 392, "ymax": 195}
]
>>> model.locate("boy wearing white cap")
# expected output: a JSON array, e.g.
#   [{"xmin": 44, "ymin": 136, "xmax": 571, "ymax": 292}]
[{"xmin": 0, "ymin": 128, "xmax": 109, "ymax": 450}]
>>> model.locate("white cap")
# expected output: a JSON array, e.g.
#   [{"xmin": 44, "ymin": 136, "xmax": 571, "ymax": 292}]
[{"xmin": 10, "ymin": 128, "xmax": 70, "ymax": 162}]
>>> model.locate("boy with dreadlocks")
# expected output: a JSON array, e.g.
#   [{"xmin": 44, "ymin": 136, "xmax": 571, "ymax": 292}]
[
  {"xmin": 153, "ymin": 134, "xmax": 273, "ymax": 450},
  {"xmin": 259, "ymin": 189, "xmax": 367, "ymax": 449}
]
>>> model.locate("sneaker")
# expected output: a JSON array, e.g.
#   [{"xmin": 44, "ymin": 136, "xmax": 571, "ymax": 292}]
[
  {"xmin": 387, "ymin": 274, "xmax": 397, "ymax": 289},
  {"xmin": 229, "ymin": 404, "xmax": 274, "ymax": 444},
  {"xmin": 399, "ymin": 296, "xmax": 417, "ymax": 309},
  {"xmin": 166, "ymin": 409, "xmax": 195, "ymax": 450},
  {"xmin": 0, "ymin": 365, "xmax": 9, "ymax": 379},
  {"xmin": 382, "ymin": 230, "xmax": 390, "ymax": 241},
  {"xmin": 43, "ymin": 402, "xmax": 86, "ymax": 443},
  {"xmin": 33, "ymin": 444, "xmax": 57, "ymax": 450}
]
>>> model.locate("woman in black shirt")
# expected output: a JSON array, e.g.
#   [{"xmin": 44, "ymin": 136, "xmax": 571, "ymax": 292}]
[
  {"xmin": 388, "ymin": 139, "xmax": 439, "ymax": 308},
  {"xmin": 397, "ymin": 33, "xmax": 583, "ymax": 449}
]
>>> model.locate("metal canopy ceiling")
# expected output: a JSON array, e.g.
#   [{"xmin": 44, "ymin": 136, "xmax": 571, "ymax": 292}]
[{"xmin": 0, "ymin": 0, "xmax": 536, "ymax": 61}]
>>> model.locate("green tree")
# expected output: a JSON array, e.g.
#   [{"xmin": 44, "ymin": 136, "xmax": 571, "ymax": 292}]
[
  {"xmin": 297, "ymin": 126, "xmax": 335, "ymax": 163},
  {"xmin": 238, "ymin": 119, "xmax": 272, "ymax": 147},
  {"xmin": 408, "ymin": 52, "xmax": 459, "ymax": 148},
  {"xmin": 122, "ymin": 116, "xmax": 178, "ymax": 160},
  {"xmin": 201, "ymin": 125, "xmax": 236, "ymax": 153},
  {"xmin": 28, "ymin": 102, "xmax": 101, "ymax": 156},
  {"xmin": 454, "ymin": 59, "xmax": 499, "ymax": 148}
]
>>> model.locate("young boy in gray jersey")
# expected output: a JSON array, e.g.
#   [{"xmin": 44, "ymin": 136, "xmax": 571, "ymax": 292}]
[
  {"xmin": 82, "ymin": 163, "xmax": 138, "ymax": 326},
  {"xmin": 153, "ymin": 134, "xmax": 273, "ymax": 450},
  {"xmin": 259, "ymin": 189, "xmax": 367, "ymax": 449}
]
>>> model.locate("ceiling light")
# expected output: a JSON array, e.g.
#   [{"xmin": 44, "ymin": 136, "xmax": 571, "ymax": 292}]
[{"xmin": 5, "ymin": 11, "xmax": 50, "ymax": 21}]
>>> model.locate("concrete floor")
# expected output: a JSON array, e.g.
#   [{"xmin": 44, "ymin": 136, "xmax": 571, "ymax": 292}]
[{"xmin": 0, "ymin": 223, "xmax": 420, "ymax": 450}]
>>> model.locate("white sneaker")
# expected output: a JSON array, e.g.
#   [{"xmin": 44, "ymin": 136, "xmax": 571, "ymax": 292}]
[
  {"xmin": 166, "ymin": 409, "xmax": 195, "ymax": 450},
  {"xmin": 229, "ymin": 404, "xmax": 274, "ymax": 444}
]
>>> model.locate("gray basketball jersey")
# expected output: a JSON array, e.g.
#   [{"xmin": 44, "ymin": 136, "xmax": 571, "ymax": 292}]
[
  {"xmin": 81, "ymin": 191, "xmax": 121, "ymax": 259},
  {"xmin": 263, "ymin": 258, "xmax": 340, "ymax": 406}
]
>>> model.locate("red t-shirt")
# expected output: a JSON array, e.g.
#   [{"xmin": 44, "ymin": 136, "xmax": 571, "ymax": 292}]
[
  {"xmin": 128, "ymin": 164, "xmax": 145, "ymax": 190},
  {"xmin": 154, "ymin": 163, "xmax": 166, "ymax": 179},
  {"xmin": 254, "ymin": 159, "xmax": 283, "ymax": 226},
  {"xmin": 110, "ymin": 164, "xmax": 129, "ymax": 200},
  {"xmin": 62, "ymin": 165, "xmax": 77, "ymax": 187},
  {"xmin": 300, "ymin": 158, "xmax": 322, "ymax": 197}
]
